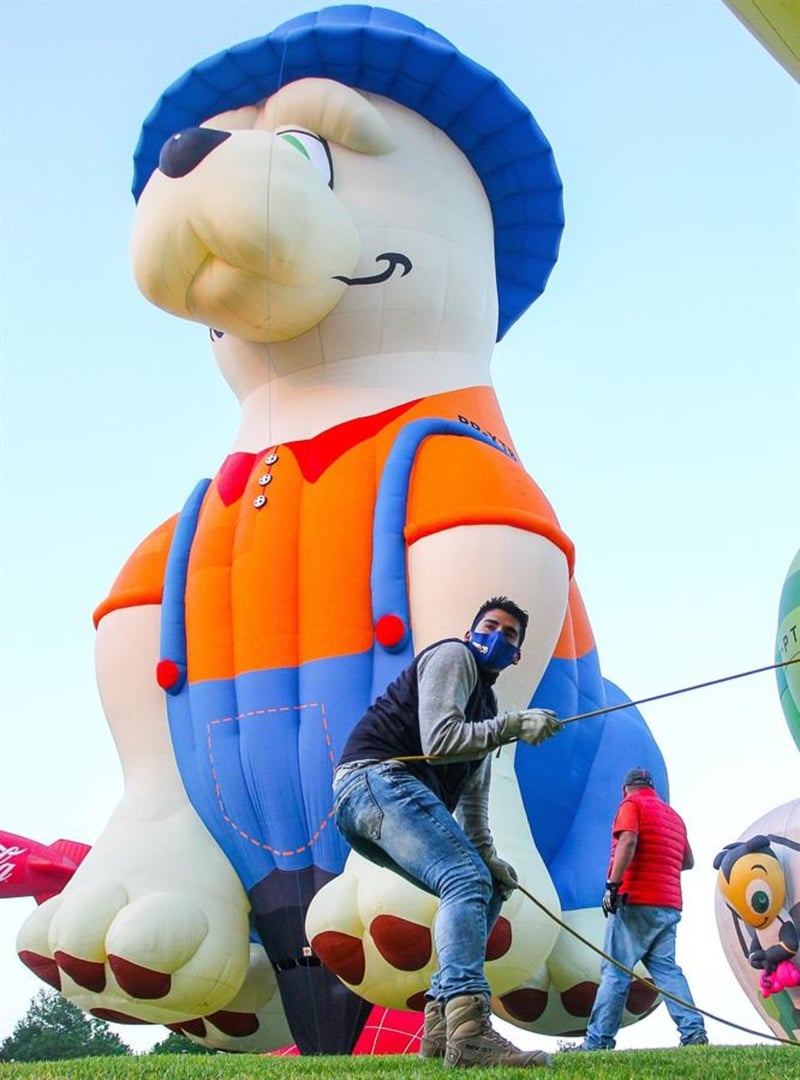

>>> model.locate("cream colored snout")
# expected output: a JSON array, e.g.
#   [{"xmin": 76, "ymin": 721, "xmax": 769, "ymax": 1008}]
[{"xmin": 131, "ymin": 126, "xmax": 361, "ymax": 342}]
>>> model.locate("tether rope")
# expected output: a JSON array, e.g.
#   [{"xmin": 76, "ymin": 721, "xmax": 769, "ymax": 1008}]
[
  {"xmin": 514, "ymin": 881, "xmax": 799, "ymax": 1048},
  {"xmin": 389, "ymin": 654, "xmax": 800, "ymax": 1045},
  {"xmin": 392, "ymin": 656, "xmax": 800, "ymax": 763},
  {"xmin": 557, "ymin": 655, "xmax": 800, "ymax": 727}
]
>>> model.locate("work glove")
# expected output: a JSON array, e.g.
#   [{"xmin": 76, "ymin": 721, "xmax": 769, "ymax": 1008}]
[
  {"xmin": 602, "ymin": 880, "xmax": 626, "ymax": 917},
  {"xmin": 502, "ymin": 708, "xmax": 562, "ymax": 745},
  {"xmin": 478, "ymin": 846, "xmax": 519, "ymax": 900}
]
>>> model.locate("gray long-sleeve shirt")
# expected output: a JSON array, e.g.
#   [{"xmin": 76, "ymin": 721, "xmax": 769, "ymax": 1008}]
[{"xmin": 417, "ymin": 641, "xmax": 509, "ymax": 853}]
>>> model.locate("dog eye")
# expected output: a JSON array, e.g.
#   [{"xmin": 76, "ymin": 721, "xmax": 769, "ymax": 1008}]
[{"xmin": 277, "ymin": 129, "xmax": 333, "ymax": 188}]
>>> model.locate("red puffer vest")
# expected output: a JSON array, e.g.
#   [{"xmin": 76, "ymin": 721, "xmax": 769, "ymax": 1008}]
[{"xmin": 612, "ymin": 788, "xmax": 688, "ymax": 909}]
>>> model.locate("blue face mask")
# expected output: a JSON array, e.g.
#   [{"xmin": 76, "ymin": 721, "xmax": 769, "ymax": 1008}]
[{"xmin": 468, "ymin": 630, "xmax": 520, "ymax": 671}]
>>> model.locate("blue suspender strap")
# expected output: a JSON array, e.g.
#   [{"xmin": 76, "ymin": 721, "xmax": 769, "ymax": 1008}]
[
  {"xmin": 159, "ymin": 478, "xmax": 212, "ymax": 697},
  {"xmin": 369, "ymin": 417, "xmax": 514, "ymax": 700}
]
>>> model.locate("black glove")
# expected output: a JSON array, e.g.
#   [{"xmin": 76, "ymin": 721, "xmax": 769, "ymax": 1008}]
[
  {"xmin": 602, "ymin": 880, "xmax": 625, "ymax": 917},
  {"xmin": 748, "ymin": 946, "xmax": 766, "ymax": 970},
  {"xmin": 762, "ymin": 942, "xmax": 797, "ymax": 973}
]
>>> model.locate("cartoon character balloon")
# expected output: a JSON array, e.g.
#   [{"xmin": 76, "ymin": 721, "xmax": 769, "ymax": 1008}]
[
  {"xmin": 714, "ymin": 549, "xmax": 800, "ymax": 1043},
  {"xmin": 13, "ymin": 7, "xmax": 666, "ymax": 1053},
  {"xmin": 714, "ymin": 806, "xmax": 800, "ymax": 1041}
]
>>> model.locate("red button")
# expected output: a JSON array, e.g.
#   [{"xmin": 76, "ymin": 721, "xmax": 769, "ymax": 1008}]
[
  {"xmin": 375, "ymin": 614, "xmax": 406, "ymax": 649},
  {"xmin": 156, "ymin": 659, "xmax": 180, "ymax": 690}
]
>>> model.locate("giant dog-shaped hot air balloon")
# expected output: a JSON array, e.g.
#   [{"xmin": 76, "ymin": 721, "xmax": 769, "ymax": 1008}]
[{"xmin": 14, "ymin": 7, "xmax": 666, "ymax": 1053}]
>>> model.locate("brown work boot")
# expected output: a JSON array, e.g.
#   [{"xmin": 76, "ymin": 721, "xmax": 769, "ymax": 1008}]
[
  {"xmin": 419, "ymin": 997, "xmax": 446, "ymax": 1059},
  {"xmin": 444, "ymin": 994, "xmax": 552, "ymax": 1068}
]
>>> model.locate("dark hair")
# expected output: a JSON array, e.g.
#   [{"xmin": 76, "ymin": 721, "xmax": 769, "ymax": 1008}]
[{"xmin": 471, "ymin": 596, "xmax": 529, "ymax": 647}]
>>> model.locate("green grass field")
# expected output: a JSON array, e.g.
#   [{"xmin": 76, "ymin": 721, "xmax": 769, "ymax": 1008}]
[{"xmin": 1, "ymin": 1045, "xmax": 799, "ymax": 1080}]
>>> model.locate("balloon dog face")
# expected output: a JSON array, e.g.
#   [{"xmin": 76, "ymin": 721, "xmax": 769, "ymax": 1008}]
[{"xmin": 131, "ymin": 77, "xmax": 497, "ymax": 351}]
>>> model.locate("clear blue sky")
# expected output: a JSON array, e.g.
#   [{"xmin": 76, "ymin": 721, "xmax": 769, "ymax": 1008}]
[{"xmin": 1, "ymin": 0, "xmax": 798, "ymax": 1055}]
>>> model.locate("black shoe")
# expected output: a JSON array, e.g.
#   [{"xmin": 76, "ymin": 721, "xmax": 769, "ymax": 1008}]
[{"xmin": 681, "ymin": 1032, "xmax": 709, "ymax": 1046}]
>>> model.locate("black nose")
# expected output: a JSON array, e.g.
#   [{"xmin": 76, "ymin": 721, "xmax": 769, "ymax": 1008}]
[{"xmin": 158, "ymin": 127, "xmax": 231, "ymax": 179}]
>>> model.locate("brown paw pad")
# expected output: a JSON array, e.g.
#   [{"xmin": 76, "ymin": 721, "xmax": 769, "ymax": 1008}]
[
  {"xmin": 485, "ymin": 916, "xmax": 512, "ymax": 961},
  {"xmin": 311, "ymin": 930, "xmax": 366, "ymax": 984},
  {"xmin": 18, "ymin": 950, "xmax": 62, "ymax": 991},
  {"xmin": 204, "ymin": 1009, "xmax": 260, "ymax": 1037},
  {"xmin": 53, "ymin": 950, "xmax": 106, "ymax": 993},
  {"xmin": 108, "ymin": 954, "xmax": 171, "ymax": 999},
  {"xmin": 370, "ymin": 914, "xmax": 432, "ymax": 970}
]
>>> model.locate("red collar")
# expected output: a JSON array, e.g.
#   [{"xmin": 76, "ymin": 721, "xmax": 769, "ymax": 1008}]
[{"xmin": 217, "ymin": 398, "xmax": 419, "ymax": 505}]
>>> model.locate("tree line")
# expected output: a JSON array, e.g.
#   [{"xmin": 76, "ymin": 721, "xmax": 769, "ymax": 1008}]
[{"xmin": 0, "ymin": 990, "xmax": 214, "ymax": 1061}]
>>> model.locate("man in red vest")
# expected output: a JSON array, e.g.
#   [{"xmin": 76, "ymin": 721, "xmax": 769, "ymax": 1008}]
[{"xmin": 567, "ymin": 766, "xmax": 708, "ymax": 1051}]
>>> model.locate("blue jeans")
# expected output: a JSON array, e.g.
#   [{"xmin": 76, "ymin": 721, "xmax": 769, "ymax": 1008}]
[
  {"xmin": 583, "ymin": 904, "xmax": 706, "ymax": 1048},
  {"xmin": 333, "ymin": 761, "xmax": 504, "ymax": 1001}
]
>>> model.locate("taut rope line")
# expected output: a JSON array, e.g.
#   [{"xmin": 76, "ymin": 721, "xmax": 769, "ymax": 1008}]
[
  {"xmin": 514, "ymin": 881, "xmax": 799, "ymax": 1048},
  {"xmin": 558, "ymin": 655, "xmax": 800, "ymax": 727},
  {"xmin": 510, "ymin": 653, "xmax": 800, "ymax": 1047},
  {"xmin": 389, "ymin": 654, "xmax": 800, "ymax": 1043},
  {"xmin": 392, "ymin": 656, "xmax": 800, "ymax": 764}
]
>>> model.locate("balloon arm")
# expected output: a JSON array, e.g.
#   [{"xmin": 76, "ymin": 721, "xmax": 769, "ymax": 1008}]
[{"xmin": 767, "ymin": 833, "xmax": 800, "ymax": 855}]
